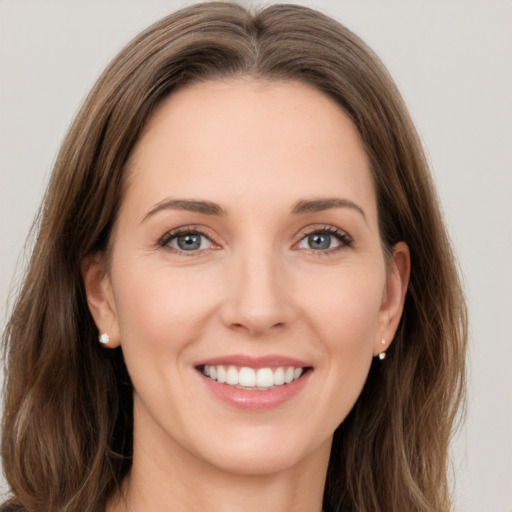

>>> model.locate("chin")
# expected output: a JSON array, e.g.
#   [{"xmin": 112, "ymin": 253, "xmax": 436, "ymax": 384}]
[{"xmin": 191, "ymin": 427, "xmax": 333, "ymax": 477}]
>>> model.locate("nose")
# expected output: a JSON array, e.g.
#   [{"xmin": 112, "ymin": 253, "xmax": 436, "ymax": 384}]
[{"xmin": 220, "ymin": 249, "xmax": 296, "ymax": 337}]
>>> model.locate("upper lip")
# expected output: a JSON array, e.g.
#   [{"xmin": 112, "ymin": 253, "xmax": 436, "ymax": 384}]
[{"xmin": 194, "ymin": 354, "xmax": 312, "ymax": 369}]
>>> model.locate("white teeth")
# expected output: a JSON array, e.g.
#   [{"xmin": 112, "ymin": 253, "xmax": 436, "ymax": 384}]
[
  {"xmin": 256, "ymin": 368, "xmax": 274, "ymax": 387},
  {"xmin": 239, "ymin": 367, "xmax": 256, "ymax": 387},
  {"xmin": 284, "ymin": 367, "xmax": 294, "ymax": 384},
  {"xmin": 226, "ymin": 366, "xmax": 239, "ymax": 385},
  {"xmin": 202, "ymin": 365, "xmax": 306, "ymax": 388},
  {"xmin": 217, "ymin": 366, "xmax": 226, "ymax": 384},
  {"xmin": 274, "ymin": 367, "xmax": 285, "ymax": 385}
]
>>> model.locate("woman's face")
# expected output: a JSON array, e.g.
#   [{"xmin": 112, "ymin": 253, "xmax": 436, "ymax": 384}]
[{"xmin": 85, "ymin": 79, "xmax": 408, "ymax": 477}]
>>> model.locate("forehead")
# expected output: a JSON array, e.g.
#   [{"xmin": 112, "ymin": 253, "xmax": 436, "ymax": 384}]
[{"xmin": 124, "ymin": 78, "xmax": 376, "ymax": 219}]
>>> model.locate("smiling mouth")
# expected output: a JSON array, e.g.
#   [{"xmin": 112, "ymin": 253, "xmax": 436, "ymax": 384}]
[{"xmin": 197, "ymin": 365, "xmax": 311, "ymax": 390}]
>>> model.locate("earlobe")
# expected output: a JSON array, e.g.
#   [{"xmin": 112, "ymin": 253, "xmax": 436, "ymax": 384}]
[
  {"xmin": 81, "ymin": 253, "xmax": 121, "ymax": 348},
  {"xmin": 374, "ymin": 242, "xmax": 410, "ymax": 356}
]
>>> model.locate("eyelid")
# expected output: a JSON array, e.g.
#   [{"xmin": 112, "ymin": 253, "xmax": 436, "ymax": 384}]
[
  {"xmin": 156, "ymin": 223, "xmax": 352, "ymax": 255},
  {"xmin": 158, "ymin": 225, "xmax": 221, "ymax": 253},
  {"xmin": 293, "ymin": 224, "xmax": 353, "ymax": 251}
]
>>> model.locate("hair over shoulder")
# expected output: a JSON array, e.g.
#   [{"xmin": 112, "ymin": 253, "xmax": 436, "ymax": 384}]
[{"xmin": 1, "ymin": 3, "xmax": 467, "ymax": 511}]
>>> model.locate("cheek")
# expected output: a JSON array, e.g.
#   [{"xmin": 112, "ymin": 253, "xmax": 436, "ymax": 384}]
[
  {"xmin": 281, "ymin": 268, "xmax": 385, "ymax": 436},
  {"xmin": 310, "ymin": 272, "xmax": 383, "ymax": 403},
  {"xmin": 111, "ymin": 261, "xmax": 220, "ymax": 354},
  {"xmin": 298, "ymin": 266, "xmax": 385, "ymax": 348}
]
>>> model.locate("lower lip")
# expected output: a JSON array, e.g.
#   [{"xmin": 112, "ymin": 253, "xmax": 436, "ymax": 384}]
[{"xmin": 198, "ymin": 370, "xmax": 311, "ymax": 411}]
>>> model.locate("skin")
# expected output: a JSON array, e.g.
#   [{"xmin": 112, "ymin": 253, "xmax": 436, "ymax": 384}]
[{"xmin": 83, "ymin": 78, "xmax": 410, "ymax": 512}]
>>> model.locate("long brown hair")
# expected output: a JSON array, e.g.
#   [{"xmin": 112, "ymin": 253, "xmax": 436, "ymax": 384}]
[{"xmin": 2, "ymin": 3, "xmax": 467, "ymax": 511}]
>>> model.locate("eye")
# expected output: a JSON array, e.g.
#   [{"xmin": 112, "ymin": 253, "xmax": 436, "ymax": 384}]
[
  {"xmin": 296, "ymin": 227, "xmax": 351, "ymax": 252},
  {"xmin": 160, "ymin": 229, "xmax": 216, "ymax": 252}
]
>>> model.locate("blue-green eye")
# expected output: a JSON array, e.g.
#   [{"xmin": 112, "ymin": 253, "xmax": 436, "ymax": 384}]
[
  {"xmin": 164, "ymin": 231, "xmax": 214, "ymax": 251},
  {"xmin": 297, "ymin": 228, "xmax": 351, "ymax": 251}
]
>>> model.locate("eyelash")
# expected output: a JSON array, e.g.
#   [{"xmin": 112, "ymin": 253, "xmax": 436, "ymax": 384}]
[
  {"xmin": 299, "ymin": 225, "xmax": 353, "ymax": 253},
  {"xmin": 157, "ymin": 225, "xmax": 352, "ymax": 255},
  {"xmin": 158, "ymin": 226, "xmax": 217, "ymax": 256}
]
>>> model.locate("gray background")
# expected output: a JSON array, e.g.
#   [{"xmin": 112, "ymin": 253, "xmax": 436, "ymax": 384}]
[{"xmin": 1, "ymin": 1, "xmax": 511, "ymax": 510}]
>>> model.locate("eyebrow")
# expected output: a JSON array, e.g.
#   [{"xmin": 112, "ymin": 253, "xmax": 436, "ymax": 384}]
[
  {"xmin": 291, "ymin": 197, "xmax": 367, "ymax": 221},
  {"xmin": 142, "ymin": 196, "xmax": 367, "ymax": 223},
  {"xmin": 142, "ymin": 198, "xmax": 226, "ymax": 222}
]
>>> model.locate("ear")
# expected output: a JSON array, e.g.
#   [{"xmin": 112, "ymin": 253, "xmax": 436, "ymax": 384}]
[
  {"xmin": 374, "ymin": 241, "xmax": 410, "ymax": 356},
  {"xmin": 81, "ymin": 252, "xmax": 121, "ymax": 348}
]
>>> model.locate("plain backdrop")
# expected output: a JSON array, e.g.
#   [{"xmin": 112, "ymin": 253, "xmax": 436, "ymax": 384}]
[{"xmin": 0, "ymin": 1, "xmax": 511, "ymax": 511}]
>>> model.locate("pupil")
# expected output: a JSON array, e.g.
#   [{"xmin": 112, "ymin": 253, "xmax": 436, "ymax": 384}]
[
  {"xmin": 178, "ymin": 234, "xmax": 201, "ymax": 250},
  {"xmin": 309, "ymin": 233, "xmax": 330, "ymax": 250}
]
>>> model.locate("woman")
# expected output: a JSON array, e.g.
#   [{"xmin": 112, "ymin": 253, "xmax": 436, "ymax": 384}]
[{"xmin": 1, "ymin": 2, "xmax": 467, "ymax": 511}]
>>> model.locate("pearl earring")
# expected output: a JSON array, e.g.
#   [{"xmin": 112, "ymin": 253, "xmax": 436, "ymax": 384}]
[
  {"xmin": 98, "ymin": 332, "xmax": 110, "ymax": 345},
  {"xmin": 378, "ymin": 338, "xmax": 386, "ymax": 360}
]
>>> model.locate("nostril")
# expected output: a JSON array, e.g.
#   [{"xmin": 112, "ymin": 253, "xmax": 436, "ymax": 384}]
[{"xmin": 228, "ymin": 320, "xmax": 287, "ymax": 336}]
